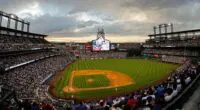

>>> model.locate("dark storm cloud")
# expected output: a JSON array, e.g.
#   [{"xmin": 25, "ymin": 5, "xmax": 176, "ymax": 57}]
[
  {"xmin": 78, "ymin": 21, "xmax": 99, "ymax": 28},
  {"xmin": 29, "ymin": 14, "xmax": 77, "ymax": 34},
  {"xmin": 0, "ymin": 0, "xmax": 200, "ymax": 41},
  {"xmin": 29, "ymin": 14, "xmax": 99, "ymax": 36},
  {"xmin": 80, "ymin": 21, "xmax": 153, "ymax": 36},
  {"xmin": 122, "ymin": 0, "xmax": 192, "ymax": 10}
]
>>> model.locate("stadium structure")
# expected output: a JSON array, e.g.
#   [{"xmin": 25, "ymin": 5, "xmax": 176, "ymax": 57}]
[{"xmin": 0, "ymin": 10, "xmax": 200, "ymax": 110}]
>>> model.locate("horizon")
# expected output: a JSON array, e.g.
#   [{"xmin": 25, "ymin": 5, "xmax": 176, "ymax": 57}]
[{"xmin": 46, "ymin": 34, "xmax": 147, "ymax": 43}]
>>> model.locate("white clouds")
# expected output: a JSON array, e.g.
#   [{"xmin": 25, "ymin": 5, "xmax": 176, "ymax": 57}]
[
  {"xmin": 66, "ymin": 12, "xmax": 103, "ymax": 23},
  {"xmin": 73, "ymin": 28, "xmax": 81, "ymax": 33},
  {"xmin": 76, "ymin": 13, "xmax": 91, "ymax": 22},
  {"xmin": 17, "ymin": 2, "xmax": 44, "ymax": 19},
  {"xmin": 117, "ymin": 8, "xmax": 149, "ymax": 23},
  {"xmin": 130, "ymin": 12, "xmax": 148, "ymax": 22}
]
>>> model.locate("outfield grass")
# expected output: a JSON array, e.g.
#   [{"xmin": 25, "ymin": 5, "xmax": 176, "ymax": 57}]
[
  {"xmin": 53, "ymin": 59, "xmax": 179, "ymax": 99},
  {"xmin": 73, "ymin": 74, "xmax": 110, "ymax": 88}
]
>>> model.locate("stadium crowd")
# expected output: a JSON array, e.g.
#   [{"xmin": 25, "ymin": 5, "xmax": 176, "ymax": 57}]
[
  {"xmin": 1, "ymin": 55, "xmax": 71, "ymax": 110},
  {"xmin": 161, "ymin": 56, "xmax": 186, "ymax": 64},
  {"xmin": 0, "ymin": 34, "xmax": 70, "ymax": 109},
  {"xmin": 1, "ymin": 34, "xmax": 200, "ymax": 110},
  {"xmin": 1, "ymin": 55, "xmax": 70, "ymax": 98},
  {"xmin": 0, "ymin": 51, "xmax": 56, "ymax": 68},
  {"xmin": 0, "ymin": 43, "xmax": 54, "ymax": 52},
  {"xmin": 0, "ymin": 35, "xmax": 48, "ymax": 44},
  {"xmin": 0, "ymin": 35, "xmax": 54, "ymax": 52}
]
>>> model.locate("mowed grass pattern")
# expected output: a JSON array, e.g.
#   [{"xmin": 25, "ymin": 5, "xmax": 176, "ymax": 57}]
[
  {"xmin": 73, "ymin": 74, "xmax": 110, "ymax": 88},
  {"xmin": 54, "ymin": 59, "xmax": 179, "ymax": 99}
]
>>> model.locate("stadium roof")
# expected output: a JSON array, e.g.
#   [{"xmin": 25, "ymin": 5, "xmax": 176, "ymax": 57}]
[
  {"xmin": 149, "ymin": 28, "xmax": 200, "ymax": 37},
  {"xmin": 0, "ymin": 26, "xmax": 47, "ymax": 38}
]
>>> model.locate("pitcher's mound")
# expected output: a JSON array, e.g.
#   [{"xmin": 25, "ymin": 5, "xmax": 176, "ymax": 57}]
[{"xmin": 87, "ymin": 79, "xmax": 94, "ymax": 83}]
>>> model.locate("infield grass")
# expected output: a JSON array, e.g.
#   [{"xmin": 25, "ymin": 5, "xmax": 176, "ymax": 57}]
[
  {"xmin": 53, "ymin": 59, "xmax": 179, "ymax": 99},
  {"xmin": 73, "ymin": 74, "xmax": 110, "ymax": 88}
]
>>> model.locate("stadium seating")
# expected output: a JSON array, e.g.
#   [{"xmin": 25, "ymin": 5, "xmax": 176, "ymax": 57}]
[
  {"xmin": 1, "ymin": 51, "xmax": 55, "ymax": 68},
  {"xmin": 143, "ymin": 49, "xmax": 199, "ymax": 57},
  {"xmin": 1, "ymin": 29, "xmax": 200, "ymax": 110}
]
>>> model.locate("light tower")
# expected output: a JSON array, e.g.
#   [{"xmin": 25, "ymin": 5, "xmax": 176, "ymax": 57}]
[
  {"xmin": 153, "ymin": 23, "xmax": 174, "ymax": 40},
  {"xmin": 0, "ymin": 11, "xmax": 30, "ymax": 32}
]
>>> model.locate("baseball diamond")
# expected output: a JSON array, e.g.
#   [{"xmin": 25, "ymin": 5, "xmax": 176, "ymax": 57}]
[
  {"xmin": 63, "ymin": 70, "xmax": 134, "ymax": 93},
  {"xmin": 49, "ymin": 59, "xmax": 178, "ymax": 99}
]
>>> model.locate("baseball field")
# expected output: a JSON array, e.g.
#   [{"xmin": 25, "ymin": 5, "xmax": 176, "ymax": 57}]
[{"xmin": 49, "ymin": 59, "xmax": 179, "ymax": 100}]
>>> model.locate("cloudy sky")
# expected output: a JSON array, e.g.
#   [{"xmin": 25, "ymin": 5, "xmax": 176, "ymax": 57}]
[{"xmin": 1, "ymin": 0, "xmax": 200, "ymax": 42}]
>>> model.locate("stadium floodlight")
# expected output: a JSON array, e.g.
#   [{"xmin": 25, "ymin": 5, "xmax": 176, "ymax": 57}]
[
  {"xmin": 9, "ymin": 14, "xmax": 15, "ymax": 18},
  {"xmin": 168, "ymin": 23, "xmax": 173, "ymax": 26},
  {"xmin": 14, "ymin": 15, "xmax": 18, "ymax": 18},
  {"xmin": 159, "ymin": 24, "xmax": 165, "ymax": 27}
]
